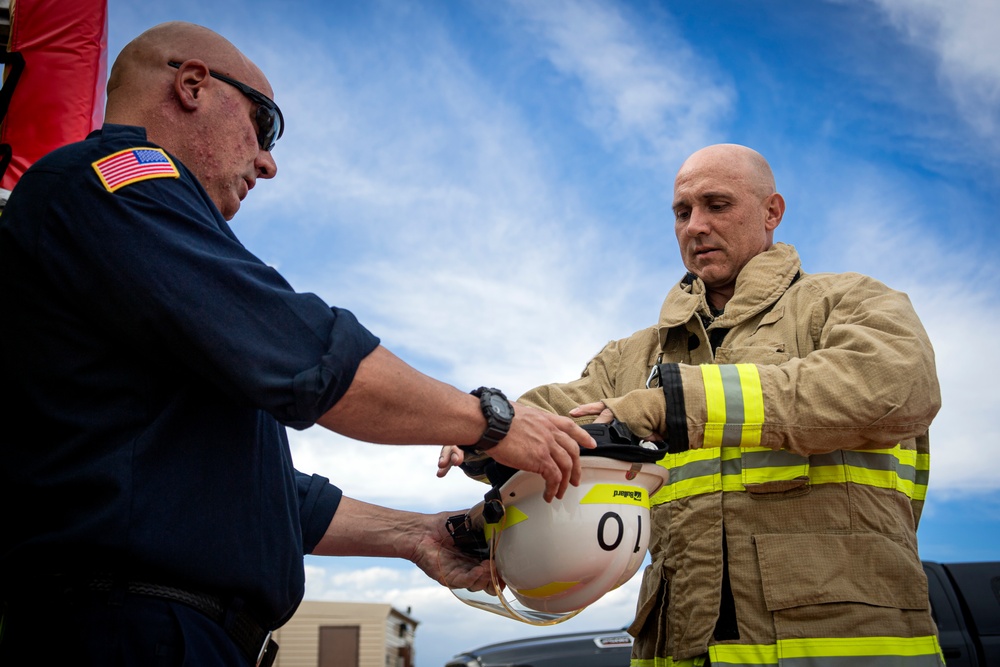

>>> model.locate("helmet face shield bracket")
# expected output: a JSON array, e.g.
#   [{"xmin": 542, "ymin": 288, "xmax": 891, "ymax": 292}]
[{"xmin": 446, "ymin": 488, "xmax": 504, "ymax": 562}]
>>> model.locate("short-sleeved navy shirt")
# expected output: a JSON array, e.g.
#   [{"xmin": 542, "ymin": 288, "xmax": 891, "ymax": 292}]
[{"xmin": 0, "ymin": 125, "xmax": 380, "ymax": 627}]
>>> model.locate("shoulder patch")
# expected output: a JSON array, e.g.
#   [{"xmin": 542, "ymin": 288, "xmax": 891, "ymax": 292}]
[{"xmin": 92, "ymin": 147, "xmax": 179, "ymax": 193}]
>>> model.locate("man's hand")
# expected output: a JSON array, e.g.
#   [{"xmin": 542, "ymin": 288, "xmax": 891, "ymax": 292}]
[
  {"xmin": 313, "ymin": 498, "xmax": 495, "ymax": 593},
  {"xmin": 489, "ymin": 403, "xmax": 595, "ymax": 502},
  {"xmin": 409, "ymin": 510, "xmax": 495, "ymax": 594},
  {"xmin": 569, "ymin": 401, "xmax": 614, "ymax": 423},
  {"xmin": 572, "ymin": 399, "xmax": 667, "ymax": 442},
  {"xmin": 438, "ymin": 402, "xmax": 596, "ymax": 502},
  {"xmin": 436, "ymin": 445, "xmax": 464, "ymax": 478}
]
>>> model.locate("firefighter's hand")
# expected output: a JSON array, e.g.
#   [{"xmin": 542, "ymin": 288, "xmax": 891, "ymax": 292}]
[
  {"xmin": 437, "ymin": 445, "xmax": 464, "ymax": 478},
  {"xmin": 569, "ymin": 401, "xmax": 615, "ymax": 423},
  {"xmin": 572, "ymin": 399, "xmax": 667, "ymax": 442}
]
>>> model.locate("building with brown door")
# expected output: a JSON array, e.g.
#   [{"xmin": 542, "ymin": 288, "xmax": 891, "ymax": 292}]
[{"xmin": 272, "ymin": 601, "xmax": 418, "ymax": 667}]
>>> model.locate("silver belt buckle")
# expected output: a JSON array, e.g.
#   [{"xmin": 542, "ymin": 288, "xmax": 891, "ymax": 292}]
[{"xmin": 256, "ymin": 630, "xmax": 273, "ymax": 667}]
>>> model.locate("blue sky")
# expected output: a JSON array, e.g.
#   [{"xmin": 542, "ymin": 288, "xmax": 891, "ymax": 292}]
[{"xmin": 103, "ymin": 1, "xmax": 1000, "ymax": 665}]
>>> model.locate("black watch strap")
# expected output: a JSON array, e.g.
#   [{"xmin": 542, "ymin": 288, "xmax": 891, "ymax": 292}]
[{"xmin": 463, "ymin": 387, "xmax": 514, "ymax": 452}]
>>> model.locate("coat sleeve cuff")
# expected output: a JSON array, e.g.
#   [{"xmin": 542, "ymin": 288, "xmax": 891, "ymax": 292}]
[
  {"xmin": 658, "ymin": 363, "xmax": 690, "ymax": 453},
  {"xmin": 602, "ymin": 363, "xmax": 707, "ymax": 450},
  {"xmin": 603, "ymin": 388, "xmax": 666, "ymax": 440}
]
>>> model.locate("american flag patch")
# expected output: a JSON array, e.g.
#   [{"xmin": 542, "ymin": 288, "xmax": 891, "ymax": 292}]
[{"xmin": 92, "ymin": 147, "xmax": 179, "ymax": 192}]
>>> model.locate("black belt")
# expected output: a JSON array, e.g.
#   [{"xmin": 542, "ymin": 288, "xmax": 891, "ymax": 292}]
[{"xmin": 84, "ymin": 578, "xmax": 278, "ymax": 667}]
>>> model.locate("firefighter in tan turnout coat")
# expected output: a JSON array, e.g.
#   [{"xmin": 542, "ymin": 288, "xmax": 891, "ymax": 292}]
[{"xmin": 441, "ymin": 144, "xmax": 943, "ymax": 666}]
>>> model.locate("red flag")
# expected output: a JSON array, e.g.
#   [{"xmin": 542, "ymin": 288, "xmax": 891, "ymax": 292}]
[{"xmin": 1, "ymin": 0, "xmax": 109, "ymax": 191}]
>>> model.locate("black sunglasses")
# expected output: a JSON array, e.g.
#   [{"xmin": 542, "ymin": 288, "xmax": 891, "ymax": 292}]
[{"xmin": 168, "ymin": 61, "xmax": 284, "ymax": 151}]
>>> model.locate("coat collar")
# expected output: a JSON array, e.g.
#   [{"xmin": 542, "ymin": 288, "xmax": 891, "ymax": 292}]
[{"xmin": 657, "ymin": 242, "xmax": 802, "ymax": 331}]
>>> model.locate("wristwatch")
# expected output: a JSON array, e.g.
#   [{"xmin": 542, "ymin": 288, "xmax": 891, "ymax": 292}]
[{"xmin": 464, "ymin": 387, "xmax": 515, "ymax": 452}]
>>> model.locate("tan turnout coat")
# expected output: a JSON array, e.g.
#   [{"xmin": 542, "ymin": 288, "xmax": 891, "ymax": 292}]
[{"xmin": 519, "ymin": 243, "xmax": 943, "ymax": 666}]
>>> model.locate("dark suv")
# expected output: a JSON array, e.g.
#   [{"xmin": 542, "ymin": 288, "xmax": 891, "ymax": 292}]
[{"xmin": 445, "ymin": 628, "xmax": 633, "ymax": 667}]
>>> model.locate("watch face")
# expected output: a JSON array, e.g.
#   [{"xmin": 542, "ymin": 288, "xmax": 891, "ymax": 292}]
[{"xmin": 488, "ymin": 394, "xmax": 514, "ymax": 420}]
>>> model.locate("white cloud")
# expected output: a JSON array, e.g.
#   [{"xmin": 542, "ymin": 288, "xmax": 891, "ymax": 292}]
[
  {"xmin": 231, "ymin": 1, "xmax": 685, "ymax": 397},
  {"xmin": 501, "ymin": 0, "xmax": 733, "ymax": 164},
  {"xmin": 868, "ymin": 0, "xmax": 1000, "ymax": 138},
  {"xmin": 289, "ymin": 428, "xmax": 483, "ymax": 510}
]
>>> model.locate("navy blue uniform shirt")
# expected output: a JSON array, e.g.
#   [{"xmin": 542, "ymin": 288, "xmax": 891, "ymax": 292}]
[{"xmin": 0, "ymin": 124, "xmax": 380, "ymax": 627}]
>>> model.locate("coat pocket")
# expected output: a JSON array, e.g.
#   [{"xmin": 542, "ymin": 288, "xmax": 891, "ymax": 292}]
[
  {"xmin": 754, "ymin": 531, "xmax": 929, "ymax": 611},
  {"xmin": 715, "ymin": 346, "xmax": 790, "ymax": 365},
  {"xmin": 754, "ymin": 531, "xmax": 931, "ymax": 644}
]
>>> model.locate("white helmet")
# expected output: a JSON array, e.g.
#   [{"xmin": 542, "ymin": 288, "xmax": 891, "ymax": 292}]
[{"xmin": 450, "ymin": 421, "xmax": 668, "ymax": 625}]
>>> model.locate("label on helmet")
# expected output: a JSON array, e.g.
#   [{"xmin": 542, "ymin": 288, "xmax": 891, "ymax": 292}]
[{"xmin": 579, "ymin": 484, "xmax": 649, "ymax": 507}]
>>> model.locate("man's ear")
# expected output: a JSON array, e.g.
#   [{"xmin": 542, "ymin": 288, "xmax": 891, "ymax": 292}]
[
  {"xmin": 171, "ymin": 60, "xmax": 211, "ymax": 111},
  {"xmin": 764, "ymin": 192, "xmax": 785, "ymax": 231}
]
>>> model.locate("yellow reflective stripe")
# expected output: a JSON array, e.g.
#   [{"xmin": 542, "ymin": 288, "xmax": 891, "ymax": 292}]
[
  {"xmin": 741, "ymin": 446, "xmax": 809, "ymax": 485},
  {"xmin": 702, "ymin": 365, "xmax": 726, "ymax": 447},
  {"xmin": 809, "ymin": 458, "xmax": 918, "ymax": 494},
  {"xmin": 914, "ymin": 450, "xmax": 930, "ymax": 501},
  {"xmin": 701, "ymin": 364, "xmax": 764, "ymax": 448},
  {"xmin": 736, "ymin": 364, "xmax": 764, "ymax": 447},
  {"xmin": 847, "ymin": 465, "xmax": 903, "ymax": 492},
  {"xmin": 778, "ymin": 635, "xmax": 943, "ymax": 660},
  {"xmin": 814, "ymin": 445, "xmax": 928, "ymax": 501},
  {"xmin": 894, "ymin": 447, "xmax": 916, "ymax": 467},
  {"xmin": 633, "ymin": 636, "xmax": 942, "ymax": 667},
  {"xmin": 806, "ymin": 464, "xmax": 848, "ymax": 485},
  {"xmin": 710, "ymin": 642, "xmax": 776, "ymax": 665},
  {"xmin": 654, "ymin": 470, "xmax": 719, "ymax": 504},
  {"xmin": 649, "ymin": 483, "xmax": 672, "ymax": 506},
  {"xmin": 650, "ymin": 447, "xmax": 728, "ymax": 505},
  {"xmin": 631, "ymin": 658, "xmax": 706, "ymax": 667},
  {"xmin": 896, "ymin": 447, "xmax": 930, "ymax": 502},
  {"xmin": 652, "ymin": 444, "xmax": 926, "ymax": 506},
  {"xmin": 721, "ymin": 446, "xmax": 744, "ymax": 492}
]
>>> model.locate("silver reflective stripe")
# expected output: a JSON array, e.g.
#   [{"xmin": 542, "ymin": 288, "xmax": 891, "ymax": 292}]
[
  {"xmin": 719, "ymin": 365, "xmax": 745, "ymax": 447},
  {"xmin": 741, "ymin": 449, "xmax": 810, "ymax": 470}
]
